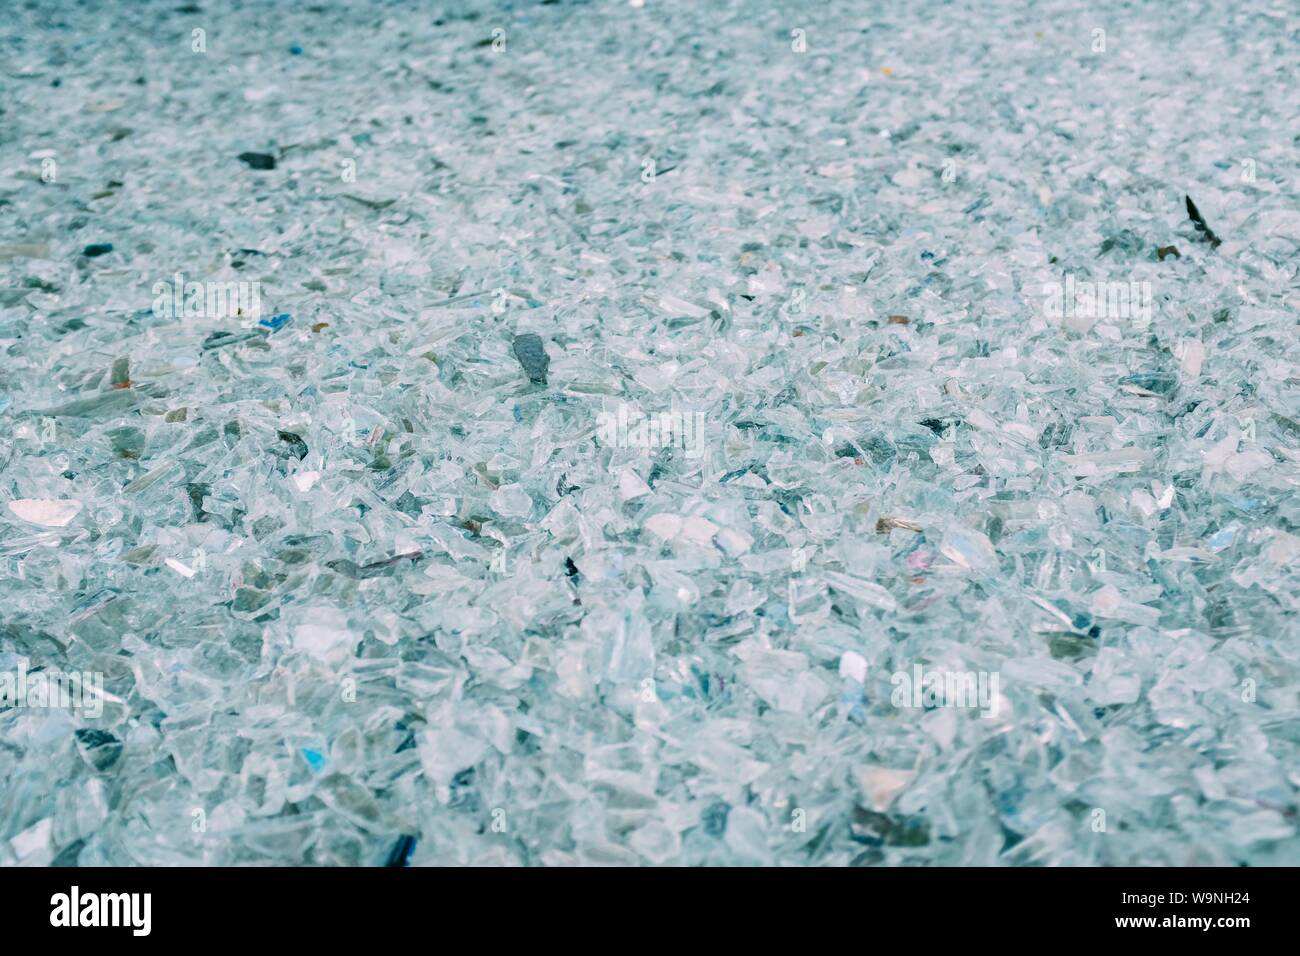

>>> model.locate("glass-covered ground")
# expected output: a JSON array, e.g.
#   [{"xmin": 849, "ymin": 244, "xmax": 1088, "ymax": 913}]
[{"xmin": 1, "ymin": 0, "xmax": 1298, "ymax": 865}]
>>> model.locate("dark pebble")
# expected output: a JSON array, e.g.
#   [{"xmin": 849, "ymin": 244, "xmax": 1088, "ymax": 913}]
[
  {"xmin": 238, "ymin": 152, "xmax": 277, "ymax": 170},
  {"xmin": 82, "ymin": 243, "xmax": 113, "ymax": 257},
  {"xmin": 512, "ymin": 332, "xmax": 550, "ymax": 386}
]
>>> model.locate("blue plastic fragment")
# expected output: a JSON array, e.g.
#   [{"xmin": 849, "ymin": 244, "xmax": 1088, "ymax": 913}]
[
  {"xmin": 259, "ymin": 312, "xmax": 292, "ymax": 332},
  {"xmin": 302, "ymin": 748, "xmax": 326, "ymax": 772}
]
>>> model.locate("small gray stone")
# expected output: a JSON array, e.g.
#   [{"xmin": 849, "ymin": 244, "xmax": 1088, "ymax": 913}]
[{"xmin": 512, "ymin": 333, "xmax": 550, "ymax": 386}]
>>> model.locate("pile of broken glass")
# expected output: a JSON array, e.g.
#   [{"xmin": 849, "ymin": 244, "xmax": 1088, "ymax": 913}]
[{"xmin": 1, "ymin": 0, "xmax": 1298, "ymax": 866}]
